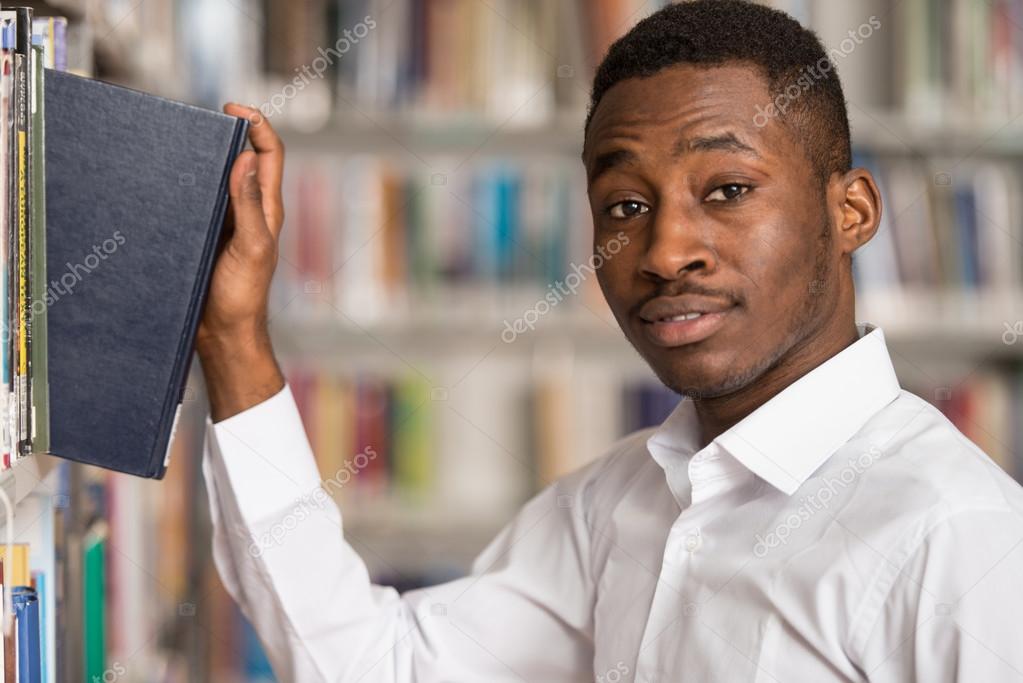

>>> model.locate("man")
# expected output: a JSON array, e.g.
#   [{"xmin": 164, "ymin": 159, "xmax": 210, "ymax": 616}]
[{"xmin": 198, "ymin": 2, "xmax": 1023, "ymax": 681}]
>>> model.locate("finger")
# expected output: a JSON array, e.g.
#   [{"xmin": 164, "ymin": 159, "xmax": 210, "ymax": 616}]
[
  {"xmin": 224, "ymin": 103, "xmax": 285, "ymax": 235},
  {"xmin": 227, "ymin": 150, "xmax": 274, "ymax": 256}
]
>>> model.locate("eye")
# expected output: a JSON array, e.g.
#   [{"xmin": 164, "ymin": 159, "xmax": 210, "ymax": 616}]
[
  {"xmin": 705, "ymin": 183, "xmax": 751, "ymax": 203},
  {"xmin": 607, "ymin": 200, "xmax": 649, "ymax": 219}
]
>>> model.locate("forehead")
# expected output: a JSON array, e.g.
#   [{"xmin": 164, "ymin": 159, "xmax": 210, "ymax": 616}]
[{"xmin": 584, "ymin": 63, "xmax": 795, "ymax": 166}]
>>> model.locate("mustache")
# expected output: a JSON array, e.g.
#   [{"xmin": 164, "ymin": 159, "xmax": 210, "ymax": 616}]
[{"xmin": 631, "ymin": 282, "xmax": 745, "ymax": 314}]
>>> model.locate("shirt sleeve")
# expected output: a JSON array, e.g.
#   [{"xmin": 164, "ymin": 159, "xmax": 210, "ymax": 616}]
[
  {"xmin": 202, "ymin": 383, "xmax": 597, "ymax": 683},
  {"xmin": 851, "ymin": 505, "xmax": 1023, "ymax": 682}
]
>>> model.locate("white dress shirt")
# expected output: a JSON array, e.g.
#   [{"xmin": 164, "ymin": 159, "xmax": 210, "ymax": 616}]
[{"xmin": 202, "ymin": 324, "xmax": 1023, "ymax": 682}]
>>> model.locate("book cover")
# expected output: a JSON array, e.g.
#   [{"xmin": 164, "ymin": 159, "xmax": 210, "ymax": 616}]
[{"xmin": 43, "ymin": 69, "xmax": 248, "ymax": 477}]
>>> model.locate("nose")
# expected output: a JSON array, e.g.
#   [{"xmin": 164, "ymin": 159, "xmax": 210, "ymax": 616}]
[{"xmin": 638, "ymin": 203, "xmax": 718, "ymax": 282}]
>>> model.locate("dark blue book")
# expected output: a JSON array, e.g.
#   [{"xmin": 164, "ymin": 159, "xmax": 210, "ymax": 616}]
[
  {"xmin": 953, "ymin": 184, "xmax": 979, "ymax": 288},
  {"xmin": 43, "ymin": 69, "xmax": 248, "ymax": 478}
]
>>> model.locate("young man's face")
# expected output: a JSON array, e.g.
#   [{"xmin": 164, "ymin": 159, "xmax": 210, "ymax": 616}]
[{"xmin": 585, "ymin": 64, "xmax": 842, "ymax": 398}]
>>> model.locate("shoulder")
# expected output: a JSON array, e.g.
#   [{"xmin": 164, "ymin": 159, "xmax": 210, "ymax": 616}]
[
  {"xmin": 846, "ymin": 389, "xmax": 1023, "ymax": 525},
  {"xmin": 835, "ymin": 390, "xmax": 1023, "ymax": 656}
]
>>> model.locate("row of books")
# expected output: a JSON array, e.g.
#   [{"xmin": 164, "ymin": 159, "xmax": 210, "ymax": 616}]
[
  {"xmin": 260, "ymin": 0, "xmax": 672, "ymax": 129},
  {"xmin": 289, "ymin": 369, "xmax": 436, "ymax": 501},
  {"xmin": 164, "ymin": 0, "xmax": 672, "ymax": 130},
  {"xmin": 919, "ymin": 367, "xmax": 1023, "ymax": 481},
  {"xmin": 271, "ymin": 155, "xmax": 595, "ymax": 323},
  {"xmin": 285, "ymin": 363, "xmax": 682, "ymax": 503},
  {"xmin": 134, "ymin": 0, "xmax": 1023, "ymax": 134},
  {"xmin": 852, "ymin": 154, "xmax": 1023, "ymax": 292},
  {"xmin": 80, "ymin": 377, "xmax": 282, "ymax": 683},
  {"xmin": 896, "ymin": 0, "xmax": 1023, "ymax": 124},
  {"xmin": 273, "ymin": 151, "xmax": 1023, "ymax": 331},
  {"xmin": 285, "ymin": 360, "xmax": 1023, "ymax": 505},
  {"xmin": 0, "ymin": 12, "xmax": 66, "ymax": 469}
]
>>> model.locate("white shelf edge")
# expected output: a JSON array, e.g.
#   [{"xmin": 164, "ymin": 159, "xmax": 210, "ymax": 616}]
[
  {"xmin": 0, "ymin": 453, "xmax": 56, "ymax": 508},
  {"xmin": 269, "ymin": 288, "xmax": 1023, "ymax": 359}
]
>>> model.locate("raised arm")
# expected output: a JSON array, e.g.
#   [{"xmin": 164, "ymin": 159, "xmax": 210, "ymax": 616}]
[{"xmin": 196, "ymin": 107, "xmax": 596, "ymax": 682}]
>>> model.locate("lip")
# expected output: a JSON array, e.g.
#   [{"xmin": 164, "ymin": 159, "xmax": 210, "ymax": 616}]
[{"xmin": 638, "ymin": 295, "xmax": 736, "ymax": 347}]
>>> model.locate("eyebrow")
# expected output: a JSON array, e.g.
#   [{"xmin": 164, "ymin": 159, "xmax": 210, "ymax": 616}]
[
  {"xmin": 586, "ymin": 131, "xmax": 762, "ymax": 184},
  {"xmin": 678, "ymin": 132, "xmax": 762, "ymax": 159}
]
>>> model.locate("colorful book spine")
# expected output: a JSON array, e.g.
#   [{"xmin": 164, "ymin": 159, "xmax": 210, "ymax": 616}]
[
  {"xmin": 11, "ymin": 587, "xmax": 39, "ymax": 683},
  {"xmin": 82, "ymin": 525, "xmax": 106, "ymax": 683}
]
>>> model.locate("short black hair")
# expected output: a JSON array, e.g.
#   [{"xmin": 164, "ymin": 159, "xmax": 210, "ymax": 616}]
[{"xmin": 585, "ymin": 0, "xmax": 852, "ymax": 185}]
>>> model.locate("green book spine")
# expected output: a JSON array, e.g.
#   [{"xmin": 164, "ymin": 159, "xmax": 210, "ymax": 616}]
[
  {"xmin": 83, "ymin": 525, "xmax": 106, "ymax": 682},
  {"xmin": 393, "ymin": 378, "xmax": 432, "ymax": 498},
  {"xmin": 28, "ymin": 42, "xmax": 46, "ymax": 453}
]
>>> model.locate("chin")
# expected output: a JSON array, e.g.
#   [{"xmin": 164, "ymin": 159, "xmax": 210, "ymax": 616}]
[{"xmin": 645, "ymin": 348, "xmax": 765, "ymax": 400}]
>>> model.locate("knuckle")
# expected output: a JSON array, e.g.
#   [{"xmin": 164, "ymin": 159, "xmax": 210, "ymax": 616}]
[
  {"xmin": 242, "ymin": 183, "xmax": 263, "ymax": 202},
  {"xmin": 246, "ymin": 235, "xmax": 274, "ymax": 261}
]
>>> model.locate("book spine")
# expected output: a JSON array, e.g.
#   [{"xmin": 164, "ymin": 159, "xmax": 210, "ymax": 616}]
[
  {"xmin": 27, "ymin": 43, "xmax": 45, "ymax": 454},
  {"xmin": 7, "ymin": 51, "xmax": 22, "ymax": 464},
  {"xmin": 0, "ymin": 34, "xmax": 12, "ymax": 468},
  {"xmin": 12, "ymin": 587, "xmax": 40, "ymax": 683},
  {"xmin": 14, "ymin": 49, "xmax": 28, "ymax": 458},
  {"xmin": 14, "ymin": 8, "xmax": 31, "ymax": 458}
]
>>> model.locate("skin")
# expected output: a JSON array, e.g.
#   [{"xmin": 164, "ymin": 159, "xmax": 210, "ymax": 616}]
[
  {"xmin": 197, "ymin": 104, "xmax": 285, "ymax": 422},
  {"xmin": 584, "ymin": 63, "xmax": 882, "ymax": 446},
  {"xmin": 200, "ymin": 63, "xmax": 882, "ymax": 454}
]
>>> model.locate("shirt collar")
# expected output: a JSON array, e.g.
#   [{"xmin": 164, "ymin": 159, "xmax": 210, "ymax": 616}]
[{"xmin": 646, "ymin": 323, "xmax": 901, "ymax": 497}]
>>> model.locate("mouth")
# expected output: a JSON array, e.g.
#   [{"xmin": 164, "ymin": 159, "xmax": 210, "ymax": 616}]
[{"xmin": 638, "ymin": 297, "xmax": 736, "ymax": 348}]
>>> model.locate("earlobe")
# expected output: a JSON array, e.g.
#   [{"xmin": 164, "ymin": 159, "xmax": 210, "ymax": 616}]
[{"xmin": 836, "ymin": 168, "xmax": 882, "ymax": 255}]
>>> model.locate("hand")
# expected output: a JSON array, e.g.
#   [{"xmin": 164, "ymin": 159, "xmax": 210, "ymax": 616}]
[{"xmin": 197, "ymin": 104, "xmax": 287, "ymax": 422}]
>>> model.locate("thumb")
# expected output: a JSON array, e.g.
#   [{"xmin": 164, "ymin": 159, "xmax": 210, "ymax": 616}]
[{"xmin": 228, "ymin": 150, "xmax": 269, "ymax": 241}]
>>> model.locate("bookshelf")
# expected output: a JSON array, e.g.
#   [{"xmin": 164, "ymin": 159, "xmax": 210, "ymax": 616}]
[
  {"xmin": 29, "ymin": 0, "xmax": 1023, "ymax": 681},
  {"xmin": 0, "ymin": 453, "xmax": 54, "ymax": 507}
]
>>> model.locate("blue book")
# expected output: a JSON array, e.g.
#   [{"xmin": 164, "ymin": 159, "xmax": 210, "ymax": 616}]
[
  {"xmin": 12, "ymin": 586, "xmax": 40, "ymax": 683},
  {"xmin": 43, "ymin": 69, "xmax": 248, "ymax": 478},
  {"xmin": 31, "ymin": 573, "xmax": 46, "ymax": 683},
  {"xmin": 953, "ymin": 185, "xmax": 979, "ymax": 288}
]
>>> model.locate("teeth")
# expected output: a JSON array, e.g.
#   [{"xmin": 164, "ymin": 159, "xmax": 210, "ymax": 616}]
[{"xmin": 667, "ymin": 312, "xmax": 703, "ymax": 322}]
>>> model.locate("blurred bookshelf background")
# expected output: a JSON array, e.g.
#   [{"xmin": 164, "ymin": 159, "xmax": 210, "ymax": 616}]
[{"xmin": 11, "ymin": 0, "xmax": 1023, "ymax": 681}]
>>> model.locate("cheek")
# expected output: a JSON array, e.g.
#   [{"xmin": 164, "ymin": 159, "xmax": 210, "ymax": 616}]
[
  {"xmin": 594, "ymin": 254, "xmax": 623, "ymax": 302},
  {"xmin": 594, "ymin": 233, "xmax": 634, "ymax": 287},
  {"xmin": 734, "ymin": 219, "xmax": 821, "ymax": 309}
]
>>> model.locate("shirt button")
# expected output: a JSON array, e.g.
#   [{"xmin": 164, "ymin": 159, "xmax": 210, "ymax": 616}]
[{"xmin": 684, "ymin": 529, "xmax": 702, "ymax": 553}]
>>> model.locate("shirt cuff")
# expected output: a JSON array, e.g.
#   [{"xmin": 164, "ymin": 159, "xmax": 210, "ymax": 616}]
[{"xmin": 206, "ymin": 383, "xmax": 324, "ymax": 523}]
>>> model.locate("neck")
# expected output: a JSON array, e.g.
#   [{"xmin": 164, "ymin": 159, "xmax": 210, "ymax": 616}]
[{"xmin": 694, "ymin": 317, "xmax": 859, "ymax": 448}]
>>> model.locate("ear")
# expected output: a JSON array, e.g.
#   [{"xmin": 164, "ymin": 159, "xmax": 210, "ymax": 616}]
[{"xmin": 828, "ymin": 168, "xmax": 882, "ymax": 256}]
